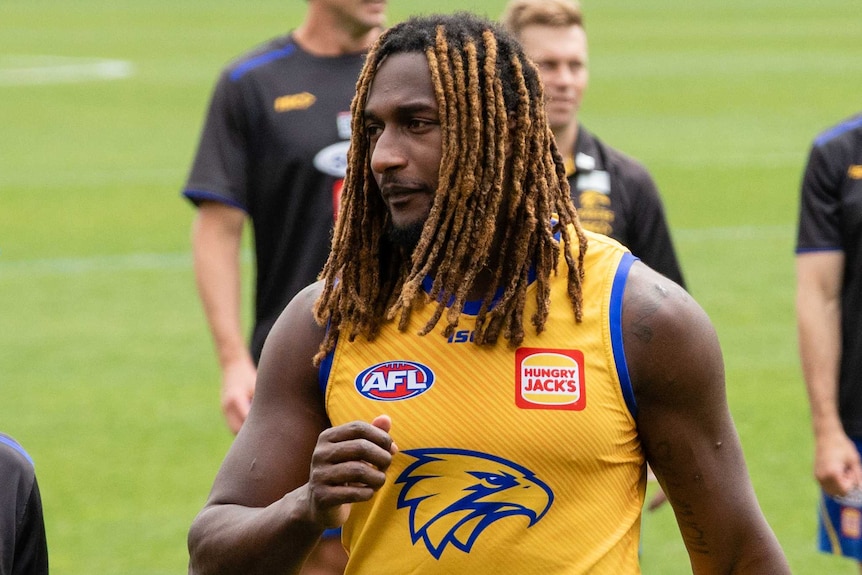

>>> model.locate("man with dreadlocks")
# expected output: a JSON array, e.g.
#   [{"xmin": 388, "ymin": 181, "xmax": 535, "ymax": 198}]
[{"xmin": 188, "ymin": 12, "xmax": 789, "ymax": 575}]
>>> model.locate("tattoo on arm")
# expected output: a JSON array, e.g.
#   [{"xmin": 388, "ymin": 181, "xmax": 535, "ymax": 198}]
[
  {"xmin": 649, "ymin": 442, "xmax": 711, "ymax": 557},
  {"xmin": 676, "ymin": 500, "xmax": 710, "ymax": 556},
  {"xmin": 630, "ymin": 282, "xmax": 669, "ymax": 343}
]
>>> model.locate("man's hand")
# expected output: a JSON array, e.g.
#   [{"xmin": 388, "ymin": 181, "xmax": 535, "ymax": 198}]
[
  {"xmin": 304, "ymin": 415, "xmax": 398, "ymax": 529},
  {"xmin": 221, "ymin": 357, "xmax": 256, "ymax": 434},
  {"xmin": 815, "ymin": 429, "xmax": 862, "ymax": 498}
]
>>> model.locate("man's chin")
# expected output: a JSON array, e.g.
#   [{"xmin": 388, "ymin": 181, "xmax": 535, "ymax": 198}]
[
  {"xmin": 387, "ymin": 221, "xmax": 425, "ymax": 253},
  {"xmin": 547, "ymin": 108, "xmax": 576, "ymax": 130}
]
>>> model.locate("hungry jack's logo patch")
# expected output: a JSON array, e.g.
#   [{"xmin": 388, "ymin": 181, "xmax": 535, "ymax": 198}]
[{"xmin": 515, "ymin": 348, "xmax": 585, "ymax": 411}]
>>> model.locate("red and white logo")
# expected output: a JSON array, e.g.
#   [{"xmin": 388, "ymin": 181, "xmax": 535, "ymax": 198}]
[
  {"xmin": 355, "ymin": 361, "xmax": 435, "ymax": 402},
  {"xmin": 515, "ymin": 348, "xmax": 585, "ymax": 411}
]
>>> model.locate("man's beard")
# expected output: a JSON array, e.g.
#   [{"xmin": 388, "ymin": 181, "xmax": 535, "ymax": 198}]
[{"xmin": 387, "ymin": 220, "xmax": 425, "ymax": 254}]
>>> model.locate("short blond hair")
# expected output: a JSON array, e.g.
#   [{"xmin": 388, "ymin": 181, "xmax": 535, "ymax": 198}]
[{"xmin": 501, "ymin": 0, "xmax": 584, "ymax": 38}]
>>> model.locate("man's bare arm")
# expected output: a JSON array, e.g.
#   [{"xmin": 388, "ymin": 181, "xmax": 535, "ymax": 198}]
[
  {"xmin": 188, "ymin": 283, "xmax": 396, "ymax": 575},
  {"xmin": 797, "ymin": 251, "xmax": 862, "ymax": 496},
  {"xmin": 624, "ymin": 261, "xmax": 790, "ymax": 574},
  {"xmin": 192, "ymin": 201, "xmax": 255, "ymax": 433}
]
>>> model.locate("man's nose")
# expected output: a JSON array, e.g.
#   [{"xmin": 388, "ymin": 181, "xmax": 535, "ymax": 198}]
[
  {"xmin": 550, "ymin": 63, "xmax": 576, "ymax": 85},
  {"xmin": 370, "ymin": 128, "xmax": 407, "ymax": 174}
]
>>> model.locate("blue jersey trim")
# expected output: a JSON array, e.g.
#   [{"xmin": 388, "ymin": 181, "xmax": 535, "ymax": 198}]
[
  {"xmin": 0, "ymin": 435, "xmax": 34, "ymax": 467},
  {"xmin": 815, "ymin": 115, "xmax": 862, "ymax": 147},
  {"xmin": 610, "ymin": 253, "xmax": 638, "ymax": 419},
  {"xmin": 421, "ymin": 267, "xmax": 538, "ymax": 316},
  {"xmin": 318, "ymin": 319, "xmax": 338, "ymax": 398},
  {"xmin": 796, "ymin": 246, "xmax": 844, "ymax": 255},
  {"xmin": 229, "ymin": 44, "xmax": 297, "ymax": 82},
  {"xmin": 183, "ymin": 189, "xmax": 248, "ymax": 212},
  {"xmin": 319, "ymin": 342, "xmax": 334, "ymax": 398},
  {"xmin": 317, "ymin": 326, "xmax": 338, "ymax": 397},
  {"xmin": 418, "ymin": 217, "xmax": 555, "ymax": 314}
]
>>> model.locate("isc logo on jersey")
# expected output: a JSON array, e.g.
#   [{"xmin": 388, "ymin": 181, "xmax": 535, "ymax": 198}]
[
  {"xmin": 515, "ymin": 348, "xmax": 586, "ymax": 411},
  {"xmin": 355, "ymin": 361, "xmax": 435, "ymax": 402}
]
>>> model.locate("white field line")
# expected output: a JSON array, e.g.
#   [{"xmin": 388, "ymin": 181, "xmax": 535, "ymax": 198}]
[
  {"xmin": 673, "ymin": 224, "xmax": 792, "ymax": 243},
  {"xmin": 0, "ymin": 55, "xmax": 134, "ymax": 86},
  {"xmin": 0, "ymin": 252, "xmax": 193, "ymax": 277},
  {"xmin": 0, "ymin": 227, "xmax": 792, "ymax": 279},
  {"xmin": 0, "ymin": 250, "xmax": 250, "ymax": 278},
  {"xmin": 0, "ymin": 168, "xmax": 184, "ymax": 190}
]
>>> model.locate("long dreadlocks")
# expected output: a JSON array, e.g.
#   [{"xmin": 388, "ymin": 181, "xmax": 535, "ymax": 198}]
[{"xmin": 313, "ymin": 11, "xmax": 587, "ymax": 364}]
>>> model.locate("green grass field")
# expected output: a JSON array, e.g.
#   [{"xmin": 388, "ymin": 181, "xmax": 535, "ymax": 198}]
[{"xmin": 1, "ymin": 0, "xmax": 861, "ymax": 573}]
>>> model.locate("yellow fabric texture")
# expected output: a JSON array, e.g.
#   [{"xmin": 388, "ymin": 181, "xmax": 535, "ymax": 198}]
[{"xmin": 325, "ymin": 230, "xmax": 645, "ymax": 574}]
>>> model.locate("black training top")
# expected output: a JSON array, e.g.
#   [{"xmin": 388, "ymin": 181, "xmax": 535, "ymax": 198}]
[
  {"xmin": 0, "ymin": 434, "xmax": 48, "ymax": 575},
  {"xmin": 568, "ymin": 125, "xmax": 686, "ymax": 289},
  {"xmin": 796, "ymin": 113, "xmax": 862, "ymax": 436},
  {"xmin": 184, "ymin": 34, "xmax": 366, "ymax": 361}
]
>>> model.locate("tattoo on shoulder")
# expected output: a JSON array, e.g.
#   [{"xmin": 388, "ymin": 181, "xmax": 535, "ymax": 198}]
[{"xmin": 630, "ymin": 282, "xmax": 671, "ymax": 343}]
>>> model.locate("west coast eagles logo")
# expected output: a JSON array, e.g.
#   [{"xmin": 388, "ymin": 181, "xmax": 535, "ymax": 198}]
[{"xmin": 395, "ymin": 448, "xmax": 554, "ymax": 559}]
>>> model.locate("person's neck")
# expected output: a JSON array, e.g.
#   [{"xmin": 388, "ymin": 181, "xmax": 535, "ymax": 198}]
[
  {"xmin": 293, "ymin": 13, "xmax": 381, "ymax": 56},
  {"xmin": 553, "ymin": 119, "xmax": 579, "ymax": 159}
]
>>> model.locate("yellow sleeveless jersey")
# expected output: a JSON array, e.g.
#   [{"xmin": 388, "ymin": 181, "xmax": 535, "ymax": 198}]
[{"xmin": 322, "ymin": 230, "xmax": 645, "ymax": 574}]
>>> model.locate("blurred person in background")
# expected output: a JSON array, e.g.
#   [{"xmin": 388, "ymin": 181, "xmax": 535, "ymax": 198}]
[
  {"xmin": 1, "ymin": 433, "xmax": 48, "ymax": 575},
  {"xmin": 501, "ymin": 0, "xmax": 686, "ymax": 289},
  {"xmin": 182, "ymin": 1, "xmax": 388, "ymax": 572},
  {"xmin": 796, "ymin": 111, "xmax": 862, "ymax": 569}
]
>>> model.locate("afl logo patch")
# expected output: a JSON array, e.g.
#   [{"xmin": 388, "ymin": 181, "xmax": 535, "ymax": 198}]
[
  {"xmin": 515, "ymin": 348, "xmax": 586, "ymax": 411},
  {"xmin": 355, "ymin": 361, "xmax": 435, "ymax": 402}
]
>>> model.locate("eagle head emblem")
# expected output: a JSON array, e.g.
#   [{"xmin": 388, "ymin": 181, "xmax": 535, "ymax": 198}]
[{"xmin": 395, "ymin": 448, "xmax": 554, "ymax": 559}]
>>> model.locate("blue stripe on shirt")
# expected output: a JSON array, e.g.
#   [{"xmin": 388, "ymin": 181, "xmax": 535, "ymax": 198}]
[
  {"xmin": 229, "ymin": 44, "xmax": 297, "ymax": 82},
  {"xmin": 183, "ymin": 189, "xmax": 248, "ymax": 212},
  {"xmin": 0, "ymin": 435, "xmax": 34, "ymax": 467},
  {"xmin": 815, "ymin": 115, "xmax": 862, "ymax": 147}
]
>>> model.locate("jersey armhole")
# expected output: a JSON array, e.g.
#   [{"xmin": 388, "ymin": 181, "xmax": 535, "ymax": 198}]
[
  {"xmin": 610, "ymin": 252, "xmax": 638, "ymax": 419},
  {"xmin": 318, "ymin": 326, "xmax": 336, "ymax": 397}
]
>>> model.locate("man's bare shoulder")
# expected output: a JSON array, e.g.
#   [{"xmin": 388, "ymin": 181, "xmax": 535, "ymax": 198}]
[
  {"xmin": 271, "ymin": 281, "xmax": 326, "ymax": 336},
  {"xmin": 257, "ymin": 281, "xmax": 327, "ymax": 392},
  {"xmin": 622, "ymin": 261, "xmax": 695, "ymax": 337},
  {"xmin": 621, "ymin": 262, "xmax": 720, "ymax": 399}
]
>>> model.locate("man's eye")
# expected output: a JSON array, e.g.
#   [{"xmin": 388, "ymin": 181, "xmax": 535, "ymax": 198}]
[{"xmin": 409, "ymin": 119, "xmax": 434, "ymax": 131}]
